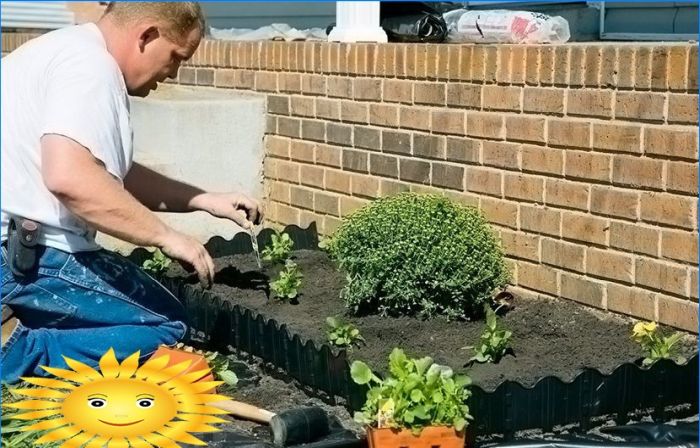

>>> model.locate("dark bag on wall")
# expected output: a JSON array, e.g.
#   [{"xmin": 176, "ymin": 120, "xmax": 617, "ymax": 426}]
[{"xmin": 380, "ymin": 2, "xmax": 459, "ymax": 43}]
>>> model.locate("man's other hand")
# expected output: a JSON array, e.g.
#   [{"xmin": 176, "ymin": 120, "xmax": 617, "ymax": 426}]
[{"xmin": 190, "ymin": 192, "xmax": 263, "ymax": 229}]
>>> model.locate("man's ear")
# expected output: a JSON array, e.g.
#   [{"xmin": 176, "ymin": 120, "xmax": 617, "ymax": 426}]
[{"xmin": 138, "ymin": 25, "xmax": 160, "ymax": 52}]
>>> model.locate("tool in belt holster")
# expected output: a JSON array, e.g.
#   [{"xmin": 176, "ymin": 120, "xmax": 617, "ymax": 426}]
[{"xmin": 7, "ymin": 216, "xmax": 41, "ymax": 278}]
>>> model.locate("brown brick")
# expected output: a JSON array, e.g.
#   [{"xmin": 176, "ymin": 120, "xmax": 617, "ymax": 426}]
[
  {"xmin": 399, "ymin": 107, "xmax": 431, "ymax": 132},
  {"xmin": 369, "ymin": 103, "xmax": 399, "ymax": 127},
  {"xmin": 432, "ymin": 110, "xmax": 466, "ymax": 135},
  {"xmin": 400, "ymin": 159, "xmax": 431, "ymax": 184},
  {"xmin": 470, "ymin": 46, "xmax": 485, "ymax": 82},
  {"xmin": 178, "ymin": 67, "xmax": 197, "ymax": 84},
  {"xmin": 612, "ymin": 156, "xmax": 663, "ymax": 190},
  {"xmin": 341, "ymin": 100, "xmax": 368, "ymax": 124},
  {"xmin": 496, "ymin": 47, "xmax": 512, "ymax": 84},
  {"xmin": 255, "ymin": 72, "xmax": 278, "ymax": 92},
  {"xmin": 412, "ymin": 45, "xmax": 426, "ymax": 79},
  {"xmin": 480, "ymin": 197, "xmax": 518, "ymax": 229},
  {"xmin": 540, "ymin": 47, "xmax": 554, "ymax": 85},
  {"xmin": 523, "ymin": 88, "xmax": 564, "ymax": 115},
  {"xmin": 506, "ymin": 116, "xmax": 546, "ymax": 144},
  {"xmin": 617, "ymin": 47, "xmax": 635, "ymax": 89},
  {"xmin": 661, "ymin": 229, "xmax": 698, "ymax": 265},
  {"xmin": 593, "ymin": 123, "xmax": 642, "ymax": 154},
  {"xmin": 585, "ymin": 46, "xmax": 602, "ymax": 86},
  {"xmin": 300, "ymin": 165, "xmax": 325, "ymax": 189},
  {"xmin": 446, "ymin": 138, "xmax": 480, "ymax": 164},
  {"xmin": 290, "ymin": 140, "xmax": 315, "ymax": 163},
  {"xmin": 615, "ymin": 92, "xmax": 666, "ymax": 122},
  {"xmin": 666, "ymin": 161, "xmax": 698, "ymax": 195},
  {"xmin": 276, "ymin": 204, "xmax": 300, "ymax": 225},
  {"xmin": 268, "ymin": 95, "xmax": 290, "ymax": 115},
  {"xmin": 235, "ymin": 70, "xmax": 255, "ymax": 89},
  {"xmin": 645, "ymin": 127, "xmax": 698, "ymax": 160},
  {"xmin": 299, "ymin": 210, "xmax": 320, "ymax": 229},
  {"xmin": 548, "ymin": 119, "xmax": 590, "ymax": 149},
  {"xmin": 196, "ymin": 68, "xmax": 214, "ymax": 85},
  {"xmin": 380, "ymin": 179, "xmax": 411, "ymax": 196},
  {"xmin": 501, "ymin": 230, "xmax": 540, "ymax": 262},
  {"xmin": 600, "ymin": 47, "xmax": 617, "ymax": 88},
  {"xmin": 607, "ymin": 285, "xmax": 656, "ymax": 321},
  {"xmin": 456, "ymin": 46, "xmax": 472, "ymax": 82},
  {"xmin": 327, "ymin": 77, "xmax": 353, "ymax": 98},
  {"xmin": 564, "ymin": 151, "xmax": 610, "ymax": 183},
  {"xmin": 562, "ymin": 212, "xmax": 608, "ymax": 246},
  {"xmin": 482, "ymin": 86, "xmax": 521, "ymax": 111},
  {"xmin": 446, "ymin": 84, "xmax": 481, "ymax": 109},
  {"xmin": 325, "ymin": 170, "xmax": 351, "ymax": 193},
  {"xmin": 369, "ymin": 153, "xmax": 399, "ymax": 179},
  {"xmin": 511, "ymin": 46, "xmax": 527, "ymax": 85},
  {"xmin": 316, "ymin": 144, "xmax": 341, "ymax": 168},
  {"xmin": 542, "ymin": 238, "xmax": 585, "ymax": 273},
  {"xmin": 301, "ymin": 120, "xmax": 326, "ymax": 142},
  {"xmin": 525, "ymin": 46, "xmax": 539, "ymax": 85},
  {"xmin": 567, "ymin": 90, "xmax": 613, "ymax": 118},
  {"xmin": 504, "ymin": 174, "xmax": 544, "ymax": 203},
  {"xmin": 482, "ymin": 140, "xmax": 522, "ymax": 171},
  {"xmin": 522, "ymin": 145, "xmax": 563, "ymax": 176},
  {"xmin": 340, "ymin": 196, "xmax": 368, "ymax": 217},
  {"xmin": 587, "ymin": 248, "xmax": 634, "ymax": 283},
  {"xmin": 267, "ymin": 136, "xmax": 290, "ymax": 159},
  {"xmin": 466, "ymin": 167, "xmax": 502, "ymax": 197},
  {"xmin": 692, "ymin": 268, "xmax": 699, "ymax": 300},
  {"xmin": 641, "ymin": 192, "xmax": 696, "ymax": 230},
  {"xmin": 269, "ymin": 181, "xmax": 290, "ymax": 204},
  {"xmin": 650, "ymin": 46, "xmax": 670, "ymax": 90},
  {"xmin": 316, "ymin": 98, "xmax": 340, "ymax": 121},
  {"xmin": 351, "ymin": 174, "xmax": 380, "ymax": 199},
  {"xmin": 658, "ymin": 296, "xmax": 698, "ymax": 332},
  {"xmin": 609, "ymin": 222, "xmax": 659, "ymax": 257},
  {"xmin": 560, "ymin": 273, "xmax": 605, "ymax": 308},
  {"xmin": 425, "ymin": 45, "xmax": 438, "ymax": 80},
  {"xmin": 521, "ymin": 205, "xmax": 560, "ymax": 237},
  {"xmin": 636, "ymin": 257, "xmax": 687, "ymax": 297},
  {"xmin": 342, "ymin": 149, "xmax": 368, "ymax": 173},
  {"xmin": 413, "ymin": 134, "xmax": 445, "ymax": 160},
  {"xmin": 466, "ymin": 112, "xmax": 504, "ymax": 139},
  {"xmin": 290, "ymin": 96, "xmax": 315, "ymax": 117},
  {"xmin": 569, "ymin": 47, "xmax": 585, "ymax": 87},
  {"xmin": 668, "ymin": 94, "xmax": 699, "ymax": 125},
  {"xmin": 431, "ymin": 163, "xmax": 464, "ymax": 191},
  {"xmin": 354, "ymin": 78, "xmax": 382, "ymax": 101},
  {"xmin": 437, "ymin": 45, "xmax": 450, "ymax": 80},
  {"xmin": 414, "ymin": 83, "xmax": 446, "ymax": 106},
  {"xmin": 326, "ymin": 123, "xmax": 352, "ymax": 146},
  {"xmin": 590, "ymin": 186, "xmax": 639, "ymax": 220},
  {"xmin": 353, "ymin": 127, "xmax": 381, "ymax": 151},
  {"xmin": 314, "ymin": 191, "xmax": 340, "ymax": 216},
  {"xmin": 688, "ymin": 47, "xmax": 698, "ymax": 91},
  {"xmin": 383, "ymin": 79, "xmax": 413, "ymax": 103},
  {"xmin": 382, "ymin": 130, "xmax": 412, "ymax": 155},
  {"xmin": 518, "ymin": 262, "xmax": 558, "ymax": 296},
  {"xmin": 635, "ymin": 46, "xmax": 652, "ymax": 90},
  {"xmin": 301, "ymin": 74, "xmax": 326, "ymax": 95},
  {"xmin": 545, "ymin": 179, "xmax": 589, "ymax": 211},
  {"xmin": 277, "ymin": 117, "xmax": 301, "ymax": 138},
  {"xmin": 279, "ymin": 73, "xmax": 301, "ymax": 93},
  {"xmin": 214, "ymin": 69, "xmax": 236, "ymax": 88},
  {"xmin": 290, "ymin": 186, "xmax": 313, "ymax": 210}
]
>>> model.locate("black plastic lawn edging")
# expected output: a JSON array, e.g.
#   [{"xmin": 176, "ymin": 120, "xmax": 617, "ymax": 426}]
[{"xmin": 127, "ymin": 224, "xmax": 699, "ymax": 439}]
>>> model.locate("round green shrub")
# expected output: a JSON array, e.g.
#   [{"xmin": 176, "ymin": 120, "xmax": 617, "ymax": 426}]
[{"xmin": 324, "ymin": 193, "xmax": 509, "ymax": 320}]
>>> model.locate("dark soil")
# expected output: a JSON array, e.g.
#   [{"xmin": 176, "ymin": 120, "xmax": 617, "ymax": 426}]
[{"xmin": 167, "ymin": 250, "xmax": 697, "ymax": 391}]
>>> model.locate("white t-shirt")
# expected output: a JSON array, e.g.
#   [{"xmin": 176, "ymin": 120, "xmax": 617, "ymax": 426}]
[{"xmin": 1, "ymin": 23, "xmax": 133, "ymax": 252}]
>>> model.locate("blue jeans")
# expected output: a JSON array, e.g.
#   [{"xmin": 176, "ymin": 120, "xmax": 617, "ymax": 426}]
[{"xmin": 1, "ymin": 245, "xmax": 188, "ymax": 383}]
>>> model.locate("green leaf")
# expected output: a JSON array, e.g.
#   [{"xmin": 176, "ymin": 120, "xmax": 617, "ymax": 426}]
[
  {"xmin": 218, "ymin": 370, "xmax": 239, "ymax": 386},
  {"xmin": 389, "ymin": 348, "xmax": 408, "ymax": 378},
  {"xmin": 454, "ymin": 418, "xmax": 467, "ymax": 431},
  {"xmin": 410, "ymin": 389, "xmax": 425, "ymax": 403},
  {"xmin": 326, "ymin": 317, "xmax": 338, "ymax": 328},
  {"xmin": 351, "ymin": 361, "xmax": 373, "ymax": 385},
  {"xmin": 414, "ymin": 357, "xmax": 433, "ymax": 376}
]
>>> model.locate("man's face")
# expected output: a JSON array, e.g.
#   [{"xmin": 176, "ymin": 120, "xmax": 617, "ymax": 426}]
[{"xmin": 127, "ymin": 24, "xmax": 201, "ymax": 97}]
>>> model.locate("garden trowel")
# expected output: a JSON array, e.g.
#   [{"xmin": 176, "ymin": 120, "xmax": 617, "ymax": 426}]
[{"xmin": 149, "ymin": 346, "xmax": 330, "ymax": 446}]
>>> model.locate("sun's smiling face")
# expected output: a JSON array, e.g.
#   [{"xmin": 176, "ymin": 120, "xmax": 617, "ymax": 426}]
[{"xmin": 62, "ymin": 378, "xmax": 178, "ymax": 437}]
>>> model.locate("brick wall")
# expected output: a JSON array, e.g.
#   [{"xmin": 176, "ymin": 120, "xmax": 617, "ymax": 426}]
[{"xmin": 3, "ymin": 33, "xmax": 698, "ymax": 332}]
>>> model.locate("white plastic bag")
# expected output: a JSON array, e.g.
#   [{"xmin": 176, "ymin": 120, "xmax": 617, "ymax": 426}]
[{"xmin": 443, "ymin": 9, "xmax": 570, "ymax": 44}]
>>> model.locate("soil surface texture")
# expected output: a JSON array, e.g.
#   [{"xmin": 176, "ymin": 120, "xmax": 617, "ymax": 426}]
[{"xmin": 167, "ymin": 250, "xmax": 697, "ymax": 390}]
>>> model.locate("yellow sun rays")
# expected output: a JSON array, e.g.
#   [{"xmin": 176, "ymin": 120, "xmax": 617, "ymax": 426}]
[{"xmin": 4, "ymin": 348, "xmax": 229, "ymax": 448}]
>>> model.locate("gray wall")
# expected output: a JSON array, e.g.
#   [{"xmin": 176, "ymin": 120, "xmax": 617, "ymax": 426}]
[{"xmin": 202, "ymin": 2, "xmax": 336, "ymax": 30}]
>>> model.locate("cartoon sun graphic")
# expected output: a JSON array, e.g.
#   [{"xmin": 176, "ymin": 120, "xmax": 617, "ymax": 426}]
[{"xmin": 4, "ymin": 348, "xmax": 229, "ymax": 448}]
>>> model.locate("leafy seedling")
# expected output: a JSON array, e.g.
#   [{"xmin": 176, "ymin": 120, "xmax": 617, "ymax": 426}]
[
  {"xmin": 262, "ymin": 230, "xmax": 294, "ymax": 265},
  {"xmin": 270, "ymin": 259, "xmax": 303, "ymax": 300},
  {"xmin": 632, "ymin": 321, "xmax": 686, "ymax": 366},
  {"xmin": 142, "ymin": 248, "xmax": 171, "ymax": 275},
  {"xmin": 326, "ymin": 317, "xmax": 365, "ymax": 348},
  {"xmin": 467, "ymin": 303, "xmax": 512, "ymax": 364}
]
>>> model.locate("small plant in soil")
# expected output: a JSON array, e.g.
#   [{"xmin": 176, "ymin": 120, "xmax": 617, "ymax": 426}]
[
  {"xmin": 326, "ymin": 316, "xmax": 365, "ymax": 349},
  {"xmin": 467, "ymin": 304, "xmax": 513, "ymax": 364},
  {"xmin": 631, "ymin": 321, "xmax": 686, "ymax": 366},
  {"xmin": 351, "ymin": 348, "xmax": 472, "ymax": 435},
  {"xmin": 324, "ymin": 193, "xmax": 509, "ymax": 320},
  {"xmin": 262, "ymin": 230, "xmax": 294, "ymax": 265},
  {"xmin": 142, "ymin": 248, "xmax": 171, "ymax": 275},
  {"xmin": 270, "ymin": 259, "xmax": 303, "ymax": 300}
]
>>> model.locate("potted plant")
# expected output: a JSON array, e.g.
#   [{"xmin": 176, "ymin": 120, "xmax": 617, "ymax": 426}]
[{"xmin": 351, "ymin": 348, "xmax": 472, "ymax": 448}]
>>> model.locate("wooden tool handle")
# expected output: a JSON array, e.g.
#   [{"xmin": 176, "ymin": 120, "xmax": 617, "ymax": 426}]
[{"xmin": 212, "ymin": 399, "xmax": 277, "ymax": 424}]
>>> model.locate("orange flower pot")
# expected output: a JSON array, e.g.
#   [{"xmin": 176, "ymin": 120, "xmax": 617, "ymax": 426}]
[
  {"xmin": 366, "ymin": 426, "xmax": 466, "ymax": 448},
  {"xmin": 149, "ymin": 345, "xmax": 216, "ymax": 390}
]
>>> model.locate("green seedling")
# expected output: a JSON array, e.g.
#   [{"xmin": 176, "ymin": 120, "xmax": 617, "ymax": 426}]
[
  {"xmin": 632, "ymin": 321, "xmax": 686, "ymax": 366},
  {"xmin": 326, "ymin": 317, "xmax": 365, "ymax": 348},
  {"xmin": 142, "ymin": 248, "xmax": 171, "ymax": 275},
  {"xmin": 351, "ymin": 348, "xmax": 472, "ymax": 435},
  {"xmin": 262, "ymin": 230, "xmax": 294, "ymax": 265},
  {"xmin": 270, "ymin": 260, "xmax": 303, "ymax": 300},
  {"xmin": 468, "ymin": 303, "xmax": 512, "ymax": 364}
]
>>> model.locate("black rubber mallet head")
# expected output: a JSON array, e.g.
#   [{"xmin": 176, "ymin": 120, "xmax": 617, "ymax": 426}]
[{"xmin": 270, "ymin": 406, "xmax": 331, "ymax": 447}]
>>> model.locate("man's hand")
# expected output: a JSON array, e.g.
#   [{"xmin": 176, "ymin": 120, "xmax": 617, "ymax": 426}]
[
  {"xmin": 159, "ymin": 230, "xmax": 215, "ymax": 288},
  {"xmin": 190, "ymin": 192, "xmax": 263, "ymax": 229}
]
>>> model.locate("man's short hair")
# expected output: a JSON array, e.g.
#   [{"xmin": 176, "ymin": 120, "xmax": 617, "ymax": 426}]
[{"xmin": 104, "ymin": 2, "xmax": 205, "ymax": 42}]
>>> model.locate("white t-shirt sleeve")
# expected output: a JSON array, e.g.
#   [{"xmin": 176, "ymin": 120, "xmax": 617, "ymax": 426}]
[{"xmin": 41, "ymin": 52, "xmax": 130, "ymax": 180}]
